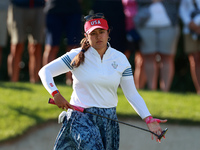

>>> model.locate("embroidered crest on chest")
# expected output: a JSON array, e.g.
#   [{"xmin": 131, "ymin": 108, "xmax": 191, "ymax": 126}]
[{"xmin": 112, "ymin": 61, "xmax": 118, "ymax": 69}]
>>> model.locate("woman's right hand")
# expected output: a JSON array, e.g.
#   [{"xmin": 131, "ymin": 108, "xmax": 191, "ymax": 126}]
[{"xmin": 54, "ymin": 93, "xmax": 74, "ymax": 110}]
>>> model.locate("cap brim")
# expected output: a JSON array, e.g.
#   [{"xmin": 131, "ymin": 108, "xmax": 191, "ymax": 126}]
[{"xmin": 86, "ymin": 26, "xmax": 108, "ymax": 34}]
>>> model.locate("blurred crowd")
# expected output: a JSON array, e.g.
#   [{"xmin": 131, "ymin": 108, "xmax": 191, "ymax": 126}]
[{"xmin": 0, "ymin": 0, "xmax": 200, "ymax": 94}]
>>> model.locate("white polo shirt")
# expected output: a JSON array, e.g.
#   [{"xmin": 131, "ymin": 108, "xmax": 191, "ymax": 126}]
[{"xmin": 39, "ymin": 45, "xmax": 151, "ymax": 119}]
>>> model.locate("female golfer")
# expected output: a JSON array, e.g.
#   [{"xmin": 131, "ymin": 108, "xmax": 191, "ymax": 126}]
[{"xmin": 39, "ymin": 13, "xmax": 167, "ymax": 150}]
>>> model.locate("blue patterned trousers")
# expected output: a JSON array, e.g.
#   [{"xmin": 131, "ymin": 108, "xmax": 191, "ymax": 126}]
[{"xmin": 53, "ymin": 107, "xmax": 120, "ymax": 150}]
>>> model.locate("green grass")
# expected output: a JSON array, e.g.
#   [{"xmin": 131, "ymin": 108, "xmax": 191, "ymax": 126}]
[
  {"xmin": 0, "ymin": 81, "xmax": 200, "ymax": 143},
  {"xmin": 117, "ymin": 90, "xmax": 200, "ymax": 124}
]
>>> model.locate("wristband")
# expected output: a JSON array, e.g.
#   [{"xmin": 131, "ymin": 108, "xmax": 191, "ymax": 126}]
[
  {"xmin": 145, "ymin": 116, "xmax": 161, "ymax": 124},
  {"xmin": 51, "ymin": 90, "xmax": 60, "ymax": 97},
  {"xmin": 81, "ymin": 49, "xmax": 86, "ymax": 53}
]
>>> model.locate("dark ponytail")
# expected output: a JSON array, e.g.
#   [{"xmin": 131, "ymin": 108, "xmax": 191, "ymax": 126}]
[{"xmin": 70, "ymin": 38, "xmax": 90, "ymax": 68}]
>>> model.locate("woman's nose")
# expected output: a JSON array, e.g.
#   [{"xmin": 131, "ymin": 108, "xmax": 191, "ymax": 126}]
[{"xmin": 96, "ymin": 33, "xmax": 101, "ymax": 39}]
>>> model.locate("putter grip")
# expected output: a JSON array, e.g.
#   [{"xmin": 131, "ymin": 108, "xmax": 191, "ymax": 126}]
[{"xmin": 48, "ymin": 98, "xmax": 85, "ymax": 113}]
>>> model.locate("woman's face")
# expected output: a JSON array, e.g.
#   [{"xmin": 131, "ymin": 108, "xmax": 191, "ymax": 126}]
[{"xmin": 86, "ymin": 28, "xmax": 109, "ymax": 51}]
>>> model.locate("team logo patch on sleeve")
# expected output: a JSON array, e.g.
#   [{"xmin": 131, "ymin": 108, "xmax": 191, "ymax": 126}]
[{"xmin": 50, "ymin": 83, "xmax": 54, "ymax": 87}]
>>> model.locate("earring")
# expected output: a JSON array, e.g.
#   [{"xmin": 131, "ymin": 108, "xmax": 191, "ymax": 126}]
[{"xmin": 108, "ymin": 37, "xmax": 111, "ymax": 41}]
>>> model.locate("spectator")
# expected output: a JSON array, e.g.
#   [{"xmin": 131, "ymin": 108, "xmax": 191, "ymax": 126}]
[
  {"xmin": 7, "ymin": 0, "xmax": 45, "ymax": 83},
  {"xmin": 43, "ymin": 0, "xmax": 82, "ymax": 85},
  {"xmin": 179, "ymin": 0, "xmax": 200, "ymax": 94},
  {"xmin": 122, "ymin": 0, "xmax": 147, "ymax": 89},
  {"xmin": 91, "ymin": 0, "xmax": 127, "ymax": 53},
  {"xmin": 136, "ymin": 0, "xmax": 180, "ymax": 91},
  {"xmin": 0, "ymin": 0, "xmax": 9, "ymax": 69}
]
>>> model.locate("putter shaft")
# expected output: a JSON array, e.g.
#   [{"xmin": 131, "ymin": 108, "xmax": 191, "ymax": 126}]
[{"xmin": 48, "ymin": 98, "xmax": 167, "ymax": 140}]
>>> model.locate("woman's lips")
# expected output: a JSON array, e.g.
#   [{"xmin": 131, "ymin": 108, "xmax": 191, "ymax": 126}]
[{"xmin": 96, "ymin": 41, "xmax": 102, "ymax": 44}]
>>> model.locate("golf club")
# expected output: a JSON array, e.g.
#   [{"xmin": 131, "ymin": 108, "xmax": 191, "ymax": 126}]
[{"xmin": 48, "ymin": 98, "xmax": 168, "ymax": 140}]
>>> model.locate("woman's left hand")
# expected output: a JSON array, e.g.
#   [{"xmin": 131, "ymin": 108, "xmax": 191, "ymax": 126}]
[{"xmin": 145, "ymin": 116, "xmax": 167, "ymax": 142}]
